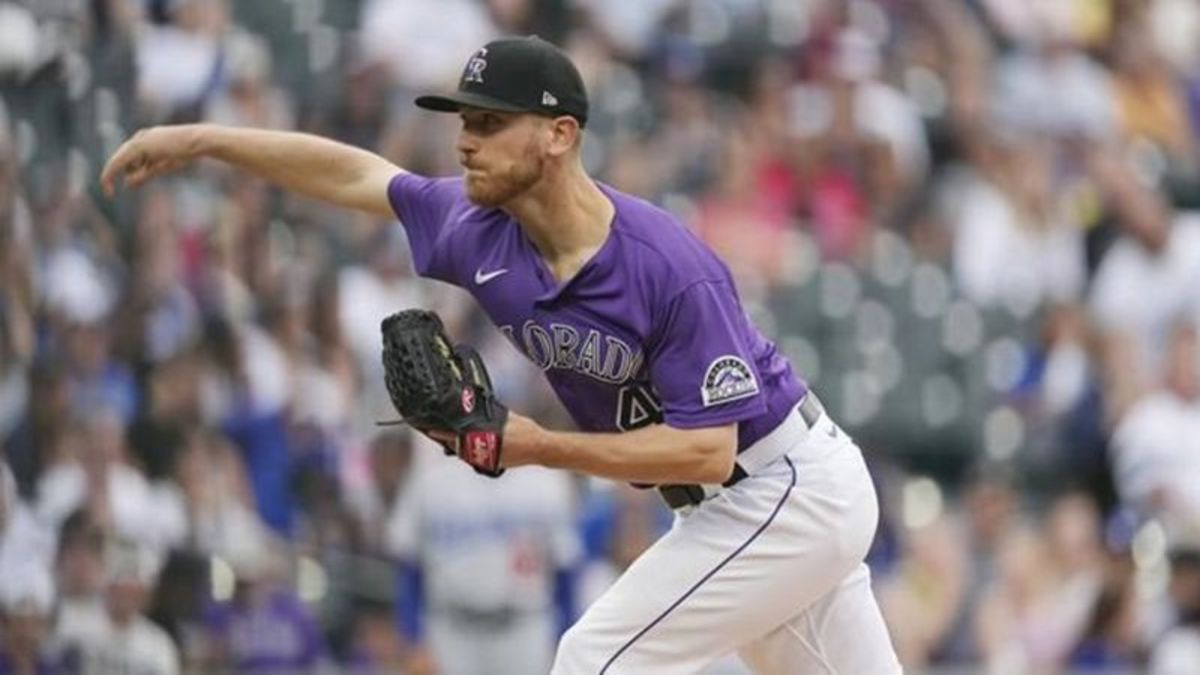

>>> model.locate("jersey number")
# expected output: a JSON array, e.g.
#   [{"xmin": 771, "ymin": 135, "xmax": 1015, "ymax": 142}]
[{"xmin": 615, "ymin": 385, "xmax": 664, "ymax": 431}]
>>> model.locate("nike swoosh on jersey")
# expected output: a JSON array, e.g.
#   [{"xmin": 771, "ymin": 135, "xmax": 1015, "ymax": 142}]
[{"xmin": 474, "ymin": 268, "xmax": 509, "ymax": 285}]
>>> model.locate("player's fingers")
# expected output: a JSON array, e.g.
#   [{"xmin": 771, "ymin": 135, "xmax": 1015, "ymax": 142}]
[
  {"xmin": 130, "ymin": 153, "xmax": 186, "ymax": 188},
  {"xmin": 123, "ymin": 153, "xmax": 192, "ymax": 192},
  {"xmin": 100, "ymin": 145, "xmax": 131, "ymax": 197},
  {"xmin": 100, "ymin": 139, "xmax": 145, "ymax": 197},
  {"xmin": 158, "ymin": 156, "xmax": 188, "ymax": 175},
  {"xmin": 124, "ymin": 161, "xmax": 156, "ymax": 189}
]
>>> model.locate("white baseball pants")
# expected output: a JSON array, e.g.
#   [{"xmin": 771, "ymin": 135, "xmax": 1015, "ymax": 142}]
[{"xmin": 552, "ymin": 411, "xmax": 902, "ymax": 674}]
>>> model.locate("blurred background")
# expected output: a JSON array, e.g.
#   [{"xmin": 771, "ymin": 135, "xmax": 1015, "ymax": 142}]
[{"xmin": 1, "ymin": 0, "xmax": 1199, "ymax": 673}]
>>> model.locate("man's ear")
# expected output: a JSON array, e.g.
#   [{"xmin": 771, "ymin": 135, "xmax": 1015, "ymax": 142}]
[{"xmin": 546, "ymin": 116, "xmax": 581, "ymax": 157}]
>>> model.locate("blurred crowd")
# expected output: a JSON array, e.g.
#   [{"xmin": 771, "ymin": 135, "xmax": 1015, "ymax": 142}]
[{"xmin": 1, "ymin": 0, "xmax": 1199, "ymax": 673}]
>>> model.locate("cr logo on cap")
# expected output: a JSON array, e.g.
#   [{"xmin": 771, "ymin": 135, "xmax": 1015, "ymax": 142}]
[{"xmin": 463, "ymin": 47, "xmax": 488, "ymax": 84}]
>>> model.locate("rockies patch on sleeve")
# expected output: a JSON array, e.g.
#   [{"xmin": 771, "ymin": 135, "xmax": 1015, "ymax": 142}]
[{"xmin": 701, "ymin": 356, "xmax": 759, "ymax": 406}]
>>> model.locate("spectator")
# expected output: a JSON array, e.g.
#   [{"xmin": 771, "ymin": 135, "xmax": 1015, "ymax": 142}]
[
  {"xmin": 1089, "ymin": 159, "xmax": 1200, "ymax": 385},
  {"xmin": 944, "ymin": 132, "xmax": 1086, "ymax": 312},
  {"xmin": 974, "ymin": 492, "xmax": 1108, "ymax": 673},
  {"xmin": 0, "ymin": 461, "xmax": 54, "ymax": 578},
  {"xmin": 337, "ymin": 225, "xmax": 428, "ymax": 427},
  {"xmin": 200, "ymin": 535, "xmax": 331, "ymax": 674},
  {"xmin": 0, "ymin": 565, "xmax": 66, "ymax": 675},
  {"xmin": 1108, "ymin": 15, "xmax": 1198, "ymax": 173},
  {"xmin": 1151, "ymin": 545, "xmax": 1200, "ymax": 674},
  {"xmin": 204, "ymin": 30, "xmax": 295, "ymax": 130},
  {"xmin": 174, "ymin": 425, "xmax": 274, "ymax": 559},
  {"xmin": 53, "ymin": 510, "xmax": 107, "ymax": 627},
  {"xmin": 56, "ymin": 539, "xmax": 180, "ymax": 675},
  {"xmin": 385, "ymin": 451, "xmax": 581, "ymax": 675},
  {"xmin": 136, "ymin": 0, "xmax": 232, "ymax": 119},
  {"xmin": 1110, "ymin": 320, "xmax": 1200, "ymax": 539},
  {"xmin": 34, "ymin": 407, "xmax": 187, "ymax": 550},
  {"xmin": 1067, "ymin": 554, "xmax": 1142, "ymax": 671},
  {"xmin": 358, "ymin": 0, "xmax": 497, "ymax": 90},
  {"xmin": 878, "ymin": 512, "xmax": 969, "ymax": 669},
  {"xmin": 197, "ymin": 316, "xmax": 295, "ymax": 535}
]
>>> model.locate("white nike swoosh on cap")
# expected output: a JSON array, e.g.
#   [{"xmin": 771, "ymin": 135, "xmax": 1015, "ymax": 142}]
[{"xmin": 474, "ymin": 268, "xmax": 509, "ymax": 285}]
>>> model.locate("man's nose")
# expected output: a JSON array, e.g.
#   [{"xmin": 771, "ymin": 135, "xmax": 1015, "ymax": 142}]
[{"xmin": 457, "ymin": 132, "xmax": 478, "ymax": 158}]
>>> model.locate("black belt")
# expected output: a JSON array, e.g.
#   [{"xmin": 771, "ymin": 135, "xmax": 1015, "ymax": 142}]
[
  {"xmin": 658, "ymin": 393, "xmax": 824, "ymax": 510},
  {"xmin": 442, "ymin": 605, "xmax": 528, "ymax": 629}
]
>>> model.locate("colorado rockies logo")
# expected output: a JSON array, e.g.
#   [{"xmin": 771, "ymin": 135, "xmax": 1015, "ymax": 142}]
[
  {"xmin": 463, "ymin": 48, "xmax": 488, "ymax": 84},
  {"xmin": 701, "ymin": 355, "xmax": 759, "ymax": 406}
]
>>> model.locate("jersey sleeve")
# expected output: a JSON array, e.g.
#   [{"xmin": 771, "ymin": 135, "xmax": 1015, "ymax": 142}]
[
  {"xmin": 386, "ymin": 172, "xmax": 462, "ymax": 282},
  {"xmin": 646, "ymin": 280, "xmax": 767, "ymax": 428}
]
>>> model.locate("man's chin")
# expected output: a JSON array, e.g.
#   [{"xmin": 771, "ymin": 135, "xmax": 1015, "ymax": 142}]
[
  {"xmin": 464, "ymin": 181, "xmax": 506, "ymax": 208},
  {"xmin": 465, "ymin": 187, "xmax": 503, "ymax": 208}
]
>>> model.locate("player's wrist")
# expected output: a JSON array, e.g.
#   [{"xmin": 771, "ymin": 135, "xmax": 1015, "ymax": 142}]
[
  {"xmin": 502, "ymin": 413, "xmax": 551, "ymax": 468},
  {"xmin": 183, "ymin": 123, "xmax": 219, "ymax": 160}
]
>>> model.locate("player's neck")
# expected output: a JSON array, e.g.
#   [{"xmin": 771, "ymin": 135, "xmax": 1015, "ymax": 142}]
[{"xmin": 505, "ymin": 161, "xmax": 614, "ymax": 282}]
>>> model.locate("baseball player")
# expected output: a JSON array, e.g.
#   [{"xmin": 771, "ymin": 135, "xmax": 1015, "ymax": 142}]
[
  {"xmin": 387, "ymin": 451, "xmax": 581, "ymax": 675},
  {"xmin": 102, "ymin": 35, "xmax": 900, "ymax": 674}
]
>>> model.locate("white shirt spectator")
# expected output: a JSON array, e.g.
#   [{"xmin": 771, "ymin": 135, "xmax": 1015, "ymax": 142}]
[
  {"xmin": 0, "ymin": 501, "xmax": 56, "ymax": 577},
  {"xmin": 35, "ymin": 463, "xmax": 188, "ymax": 551},
  {"xmin": 1090, "ymin": 214, "xmax": 1200, "ymax": 376},
  {"xmin": 993, "ymin": 48, "xmax": 1117, "ymax": 140},
  {"xmin": 199, "ymin": 322, "xmax": 291, "ymax": 422},
  {"xmin": 1110, "ymin": 392, "xmax": 1200, "ymax": 536},
  {"xmin": 1150, "ymin": 625, "xmax": 1200, "ymax": 675},
  {"xmin": 136, "ymin": 22, "xmax": 222, "ymax": 112},
  {"xmin": 203, "ymin": 30, "xmax": 295, "ymax": 130},
  {"xmin": 788, "ymin": 79, "xmax": 930, "ymax": 183},
  {"xmin": 950, "ymin": 175, "xmax": 1085, "ymax": 310},
  {"xmin": 573, "ymin": 0, "xmax": 678, "ymax": 56},
  {"xmin": 337, "ymin": 254, "xmax": 427, "ymax": 426},
  {"xmin": 39, "ymin": 247, "xmax": 116, "ymax": 325},
  {"xmin": 1149, "ymin": 0, "xmax": 1200, "ymax": 73},
  {"xmin": 0, "ymin": 562, "xmax": 55, "ymax": 616},
  {"xmin": 55, "ymin": 600, "xmax": 180, "ymax": 675},
  {"xmin": 359, "ymin": 0, "xmax": 496, "ymax": 89}
]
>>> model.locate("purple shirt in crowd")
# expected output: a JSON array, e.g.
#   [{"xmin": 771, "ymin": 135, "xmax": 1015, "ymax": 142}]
[
  {"xmin": 387, "ymin": 174, "xmax": 807, "ymax": 455},
  {"xmin": 203, "ymin": 589, "xmax": 327, "ymax": 674}
]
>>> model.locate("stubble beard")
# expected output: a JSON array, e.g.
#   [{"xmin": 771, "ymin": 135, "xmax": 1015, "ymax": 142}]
[{"xmin": 464, "ymin": 141, "xmax": 544, "ymax": 208}]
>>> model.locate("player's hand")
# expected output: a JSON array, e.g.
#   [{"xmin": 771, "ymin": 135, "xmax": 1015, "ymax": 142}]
[{"xmin": 100, "ymin": 125, "xmax": 203, "ymax": 197}]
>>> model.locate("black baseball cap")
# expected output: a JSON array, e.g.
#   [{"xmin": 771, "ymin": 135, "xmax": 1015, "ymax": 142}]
[{"xmin": 415, "ymin": 36, "xmax": 588, "ymax": 128}]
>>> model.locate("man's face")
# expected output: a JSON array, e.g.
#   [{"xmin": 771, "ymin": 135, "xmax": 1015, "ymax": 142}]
[
  {"xmin": 106, "ymin": 579, "xmax": 148, "ymax": 624},
  {"xmin": 456, "ymin": 109, "xmax": 547, "ymax": 207}
]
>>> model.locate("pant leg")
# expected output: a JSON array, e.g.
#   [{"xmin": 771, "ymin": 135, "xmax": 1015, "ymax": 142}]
[
  {"xmin": 426, "ymin": 614, "xmax": 480, "ymax": 675},
  {"xmin": 481, "ymin": 613, "xmax": 556, "ymax": 675},
  {"xmin": 553, "ymin": 415, "xmax": 884, "ymax": 675},
  {"xmin": 738, "ymin": 563, "xmax": 902, "ymax": 675}
]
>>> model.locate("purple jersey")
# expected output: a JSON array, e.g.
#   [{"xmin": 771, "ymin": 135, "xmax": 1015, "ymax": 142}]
[{"xmin": 387, "ymin": 174, "xmax": 807, "ymax": 453}]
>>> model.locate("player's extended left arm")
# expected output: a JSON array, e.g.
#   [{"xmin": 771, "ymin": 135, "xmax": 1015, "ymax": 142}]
[{"xmin": 501, "ymin": 412, "xmax": 737, "ymax": 485}]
